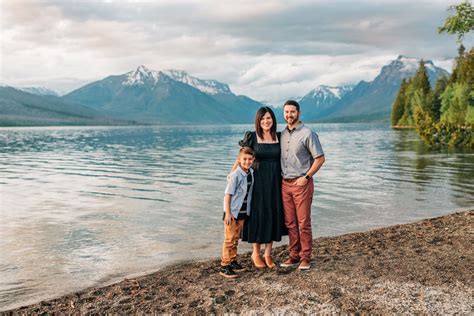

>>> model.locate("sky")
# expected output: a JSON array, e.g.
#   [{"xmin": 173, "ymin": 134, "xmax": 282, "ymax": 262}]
[{"xmin": 1, "ymin": 0, "xmax": 472, "ymax": 105}]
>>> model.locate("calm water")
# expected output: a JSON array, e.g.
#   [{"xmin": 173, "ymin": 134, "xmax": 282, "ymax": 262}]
[{"xmin": 0, "ymin": 123, "xmax": 473, "ymax": 310}]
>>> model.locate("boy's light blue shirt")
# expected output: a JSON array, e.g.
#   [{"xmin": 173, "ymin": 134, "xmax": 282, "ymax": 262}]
[{"xmin": 223, "ymin": 166, "xmax": 254, "ymax": 219}]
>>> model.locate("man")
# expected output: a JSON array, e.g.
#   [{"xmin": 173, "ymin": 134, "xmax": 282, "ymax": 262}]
[{"xmin": 280, "ymin": 100, "xmax": 325, "ymax": 270}]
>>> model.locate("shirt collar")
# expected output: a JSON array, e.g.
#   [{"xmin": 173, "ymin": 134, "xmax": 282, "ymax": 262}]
[
  {"xmin": 286, "ymin": 122, "xmax": 304, "ymax": 133},
  {"xmin": 236, "ymin": 165, "xmax": 253, "ymax": 176}
]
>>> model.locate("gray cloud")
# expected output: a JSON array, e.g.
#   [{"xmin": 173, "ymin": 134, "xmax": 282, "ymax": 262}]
[{"xmin": 1, "ymin": 0, "xmax": 472, "ymax": 104}]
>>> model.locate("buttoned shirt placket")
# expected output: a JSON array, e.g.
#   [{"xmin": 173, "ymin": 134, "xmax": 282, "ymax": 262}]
[{"xmin": 282, "ymin": 127, "xmax": 295, "ymax": 179}]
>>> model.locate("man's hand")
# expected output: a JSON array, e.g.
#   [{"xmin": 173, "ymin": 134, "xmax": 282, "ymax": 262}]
[
  {"xmin": 295, "ymin": 176, "xmax": 308, "ymax": 187},
  {"xmin": 224, "ymin": 213, "xmax": 234, "ymax": 225}
]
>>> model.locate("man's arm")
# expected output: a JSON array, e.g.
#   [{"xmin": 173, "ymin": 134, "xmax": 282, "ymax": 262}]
[
  {"xmin": 307, "ymin": 155, "xmax": 325, "ymax": 178},
  {"xmin": 294, "ymin": 130, "xmax": 325, "ymax": 186},
  {"xmin": 295, "ymin": 155, "xmax": 325, "ymax": 186}
]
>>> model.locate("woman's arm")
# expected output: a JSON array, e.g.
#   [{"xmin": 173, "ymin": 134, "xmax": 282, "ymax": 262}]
[
  {"xmin": 227, "ymin": 158, "xmax": 239, "ymax": 180},
  {"xmin": 230, "ymin": 158, "xmax": 239, "ymax": 172},
  {"xmin": 228, "ymin": 131, "xmax": 252, "ymax": 179}
]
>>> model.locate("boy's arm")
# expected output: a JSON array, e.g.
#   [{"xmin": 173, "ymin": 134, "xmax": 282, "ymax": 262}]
[{"xmin": 223, "ymin": 193, "xmax": 233, "ymax": 225}]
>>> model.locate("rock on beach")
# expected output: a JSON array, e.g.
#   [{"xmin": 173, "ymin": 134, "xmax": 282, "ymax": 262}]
[{"xmin": 3, "ymin": 210, "xmax": 473, "ymax": 314}]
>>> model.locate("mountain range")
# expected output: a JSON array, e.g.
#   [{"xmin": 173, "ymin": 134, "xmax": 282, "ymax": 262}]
[
  {"xmin": 0, "ymin": 56, "xmax": 450, "ymax": 126},
  {"xmin": 17, "ymin": 86, "xmax": 60, "ymax": 97},
  {"xmin": 298, "ymin": 85, "xmax": 353, "ymax": 121},
  {"xmin": 298, "ymin": 56, "xmax": 449, "ymax": 122},
  {"xmin": 63, "ymin": 66, "xmax": 262, "ymax": 124},
  {"xmin": 0, "ymin": 86, "xmax": 130, "ymax": 126}
]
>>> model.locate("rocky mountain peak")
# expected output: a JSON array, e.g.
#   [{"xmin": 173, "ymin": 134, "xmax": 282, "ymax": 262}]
[
  {"xmin": 121, "ymin": 66, "xmax": 232, "ymax": 95},
  {"xmin": 163, "ymin": 69, "xmax": 232, "ymax": 95},
  {"xmin": 302, "ymin": 85, "xmax": 353, "ymax": 102},
  {"xmin": 377, "ymin": 55, "xmax": 448, "ymax": 84},
  {"xmin": 123, "ymin": 65, "xmax": 162, "ymax": 86}
]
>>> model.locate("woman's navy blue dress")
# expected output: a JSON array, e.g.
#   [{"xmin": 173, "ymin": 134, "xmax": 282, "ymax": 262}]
[{"xmin": 239, "ymin": 131, "xmax": 287, "ymax": 243}]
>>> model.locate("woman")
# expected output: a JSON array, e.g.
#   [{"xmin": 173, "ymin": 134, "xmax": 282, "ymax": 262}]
[{"xmin": 229, "ymin": 106, "xmax": 287, "ymax": 268}]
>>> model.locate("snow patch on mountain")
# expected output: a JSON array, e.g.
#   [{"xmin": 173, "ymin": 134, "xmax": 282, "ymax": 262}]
[
  {"xmin": 163, "ymin": 70, "xmax": 231, "ymax": 95},
  {"xmin": 391, "ymin": 55, "xmax": 441, "ymax": 75},
  {"xmin": 122, "ymin": 65, "xmax": 231, "ymax": 95},
  {"xmin": 123, "ymin": 65, "xmax": 162, "ymax": 86},
  {"xmin": 305, "ymin": 85, "xmax": 352, "ymax": 100},
  {"xmin": 16, "ymin": 86, "xmax": 59, "ymax": 96}
]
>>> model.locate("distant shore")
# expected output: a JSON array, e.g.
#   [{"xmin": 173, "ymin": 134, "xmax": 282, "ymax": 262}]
[
  {"xmin": 4, "ymin": 210, "xmax": 472, "ymax": 314},
  {"xmin": 391, "ymin": 125, "xmax": 416, "ymax": 129}
]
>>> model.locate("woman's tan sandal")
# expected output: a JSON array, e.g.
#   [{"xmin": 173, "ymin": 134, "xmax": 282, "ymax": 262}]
[
  {"xmin": 264, "ymin": 256, "xmax": 276, "ymax": 268},
  {"xmin": 251, "ymin": 254, "xmax": 267, "ymax": 269}
]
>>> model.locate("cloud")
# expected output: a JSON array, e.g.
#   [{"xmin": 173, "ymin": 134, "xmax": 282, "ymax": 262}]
[
  {"xmin": 1, "ymin": 0, "xmax": 472, "ymax": 103},
  {"xmin": 228, "ymin": 53, "xmax": 394, "ymax": 105}
]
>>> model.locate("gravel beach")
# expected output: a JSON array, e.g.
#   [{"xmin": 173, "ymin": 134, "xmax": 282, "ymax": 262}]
[{"xmin": 4, "ymin": 210, "xmax": 473, "ymax": 314}]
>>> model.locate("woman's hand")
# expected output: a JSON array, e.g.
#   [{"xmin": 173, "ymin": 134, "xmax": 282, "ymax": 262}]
[{"xmin": 224, "ymin": 213, "xmax": 234, "ymax": 225}]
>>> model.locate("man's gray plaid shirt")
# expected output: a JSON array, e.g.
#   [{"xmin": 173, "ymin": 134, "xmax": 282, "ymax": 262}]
[{"xmin": 280, "ymin": 123, "xmax": 325, "ymax": 179}]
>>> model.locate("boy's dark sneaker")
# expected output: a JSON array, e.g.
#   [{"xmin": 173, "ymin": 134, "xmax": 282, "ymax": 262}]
[
  {"xmin": 219, "ymin": 265, "xmax": 238, "ymax": 279},
  {"xmin": 229, "ymin": 260, "xmax": 245, "ymax": 272}
]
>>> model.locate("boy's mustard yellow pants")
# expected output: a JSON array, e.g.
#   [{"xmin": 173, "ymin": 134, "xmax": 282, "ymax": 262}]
[{"xmin": 221, "ymin": 219, "xmax": 245, "ymax": 266}]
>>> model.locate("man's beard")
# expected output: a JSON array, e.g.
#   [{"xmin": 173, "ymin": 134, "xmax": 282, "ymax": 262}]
[{"xmin": 285, "ymin": 114, "xmax": 299, "ymax": 125}]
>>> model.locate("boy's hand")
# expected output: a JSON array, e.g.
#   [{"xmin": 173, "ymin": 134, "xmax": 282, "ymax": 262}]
[{"xmin": 224, "ymin": 213, "xmax": 234, "ymax": 225}]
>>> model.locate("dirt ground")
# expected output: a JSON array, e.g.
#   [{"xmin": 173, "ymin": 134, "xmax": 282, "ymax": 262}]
[{"xmin": 4, "ymin": 210, "xmax": 473, "ymax": 314}]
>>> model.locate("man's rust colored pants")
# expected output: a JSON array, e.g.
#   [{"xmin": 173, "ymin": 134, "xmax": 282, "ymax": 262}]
[{"xmin": 282, "ymin": 178, "xmax": 314, "ymax": 262}]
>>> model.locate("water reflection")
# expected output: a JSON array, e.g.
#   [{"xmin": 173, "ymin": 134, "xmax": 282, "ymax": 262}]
[
  {"xmin": 0, "ymin": 124, "xmax": 472, "ymax": 310},
  {"xmin": 391, "ymin": 128, "xmax": 474, "ymax": 204}
]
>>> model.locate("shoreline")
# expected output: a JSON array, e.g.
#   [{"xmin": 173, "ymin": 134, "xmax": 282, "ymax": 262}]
[{"xmin": 4, "ymin": 210, "xmax": 473, "ymax": 314}]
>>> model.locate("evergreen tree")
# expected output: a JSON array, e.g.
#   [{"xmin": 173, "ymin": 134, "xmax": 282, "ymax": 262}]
[
  {"xmin": 411, "ymin": 60, "xmax": 435, "ymax": 122},
  {"xmin": 456, "ymin": 47, "xmax": 474, "ymax": 87},
  {"xmin": 413, "ymin": 96, "xmax": 435, "ymax": 145},
  {"xmin": 433, "ymin": 76, "xmax": 449, "ymax": 121},
  {"xmin": 466, "ymin": 103, "xmax": 474, "ymax": 124},
  {"xmin": 391, "ymin": 79, "xmax": 407, "ymax": 126},
  {"xmin": 449, "ymin": 45, "xmax": 466, "ymax": 84},
  {"xmin": 412, "ymin": 60, "xmax": 431, "ymax": 95},
  {"xmin": 398, "ymin": 79, "xmax": 415, "ymax": 127},
  {"xmin": 392, "ymin": 1, "xmax": 473, "ymax": 147},
  {"xmin": 440, "ymin": 83, "xmax": 470, "ymax": 125},
  {"xmin": 410, "ymin": 1, "xmax": 474, "ymax": 148}
]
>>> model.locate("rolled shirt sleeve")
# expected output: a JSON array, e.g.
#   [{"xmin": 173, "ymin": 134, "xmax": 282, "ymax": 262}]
[
  {"xmin": 224, "ymin": 173, "xmax": 238, "ymax": 196},
  {"xmin": 306, "ymin": 131, "xmax": 324, "ymax": 158}
]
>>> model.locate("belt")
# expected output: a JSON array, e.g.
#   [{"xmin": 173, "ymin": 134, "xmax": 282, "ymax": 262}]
[{"xmin": 283, "ymin": 177, "xmax": 299, "ymax": 182}]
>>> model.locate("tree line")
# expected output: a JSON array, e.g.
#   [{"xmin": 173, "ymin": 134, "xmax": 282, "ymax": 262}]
[{"xmin": 391, "ymin": 1, "xmax": 473, "ymax": 148}]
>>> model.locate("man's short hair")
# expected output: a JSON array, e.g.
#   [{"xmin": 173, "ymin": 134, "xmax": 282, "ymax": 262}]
[
  {"xmin": 239, "ymin": 146, "xmax": 254, "ymax": 156},
  {"xmin": 283, "ymin": 100, "xmax": 300, "ymax": 112}
]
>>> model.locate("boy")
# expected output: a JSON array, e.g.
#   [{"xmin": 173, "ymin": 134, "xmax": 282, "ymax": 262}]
[{"xmin": 220, "ymin": 146, "xmax": 255, "ymax": 278}]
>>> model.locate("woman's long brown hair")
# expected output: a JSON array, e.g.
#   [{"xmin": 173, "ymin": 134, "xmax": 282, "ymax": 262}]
[{"xmin": 255, "ymin": 106, "xmax": 277, "ymax": 141}]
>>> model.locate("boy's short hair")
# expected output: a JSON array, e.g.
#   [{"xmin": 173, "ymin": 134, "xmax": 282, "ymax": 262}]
[{"xmin": 239, "ymin": 146, "xmax": 254, "ymax": 156}]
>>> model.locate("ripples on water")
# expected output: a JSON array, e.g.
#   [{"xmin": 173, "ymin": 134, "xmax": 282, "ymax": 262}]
[{"xmin": 0, "ymin": 124, "xmax": 473, "ymax": 310}]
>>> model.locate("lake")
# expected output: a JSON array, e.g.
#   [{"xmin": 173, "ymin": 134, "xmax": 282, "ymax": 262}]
[{"xmin": 0, "ymin": 123, "xmax": 473, "ymax": 310}]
